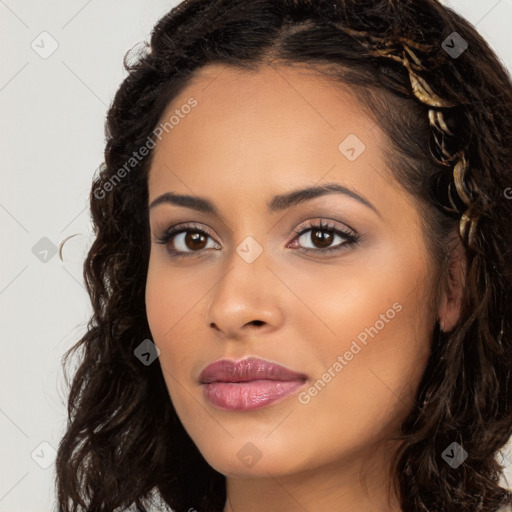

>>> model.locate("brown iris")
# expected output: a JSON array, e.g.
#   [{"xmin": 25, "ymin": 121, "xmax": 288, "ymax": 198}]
[
  {"xmin": 184, "ymin": 231, "xmax": 208, "ymax": 251},
  {"xmin": 310, "ymin": 229, "xmax": 333, "ymax": 249}
]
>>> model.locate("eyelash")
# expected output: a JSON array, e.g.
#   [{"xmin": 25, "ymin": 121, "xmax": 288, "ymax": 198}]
[{"xmin": 155, "ymin": 220, "xmax": 360, "ymax": 259}]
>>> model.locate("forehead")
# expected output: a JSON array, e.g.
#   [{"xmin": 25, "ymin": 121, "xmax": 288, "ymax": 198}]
[
  {"xmin": 152, "ymin": 62, "xmax": 376, "ymax": 147},
  {"xmin": 147, "ymin": 63, "xmax": 392, "ymax": 212}
]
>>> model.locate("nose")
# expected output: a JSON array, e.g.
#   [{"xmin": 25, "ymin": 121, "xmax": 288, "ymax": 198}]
[{"xmin": 204, "ymin": 245, "xmax": 284, "ymax": 340}]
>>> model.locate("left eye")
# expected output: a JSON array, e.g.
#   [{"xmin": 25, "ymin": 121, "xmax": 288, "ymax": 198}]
[{"xmin": 290, "ymin": 220, "xmax": 360, "ymax": 254}]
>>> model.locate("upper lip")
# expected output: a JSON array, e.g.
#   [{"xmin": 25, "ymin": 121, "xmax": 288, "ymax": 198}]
[{"xmin": 199, "ymin": 357, "xmax": 308, "ymax": 384}]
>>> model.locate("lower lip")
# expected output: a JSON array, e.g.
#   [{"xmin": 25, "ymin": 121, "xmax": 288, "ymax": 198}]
[{"xmin": 202, "ymin": 379, "xmax": 306, "ymax": 411}]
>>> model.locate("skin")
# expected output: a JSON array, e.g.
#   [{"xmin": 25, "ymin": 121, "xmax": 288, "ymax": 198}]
[{"xmin": 145, "ymin": 62, "xmax": 464, "ymax": 512}]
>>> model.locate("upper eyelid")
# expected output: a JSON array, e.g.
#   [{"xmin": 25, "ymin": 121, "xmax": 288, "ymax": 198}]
[
  {"xmin": 157, "ymin": 219, "xmax": 355, "ymax": 243},
  {"xmin": 293, "ymin": 219, "xmax": 355, "ymax": 235}
]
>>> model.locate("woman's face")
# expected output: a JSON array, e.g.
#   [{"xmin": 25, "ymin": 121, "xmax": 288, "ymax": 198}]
[{"xmin": 145, "ymin": 63, "xmax": 438, "ymax": 482}]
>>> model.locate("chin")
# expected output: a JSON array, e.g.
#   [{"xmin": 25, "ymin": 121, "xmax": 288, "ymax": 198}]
[{"xmin": 197, "ymin": 437, "xmax": 314, "ymax": 479}]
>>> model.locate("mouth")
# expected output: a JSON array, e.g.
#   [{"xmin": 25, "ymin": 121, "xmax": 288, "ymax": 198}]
[{"xmin": 198, "ymin": 357, "xmax": 308, "ymax": 411}]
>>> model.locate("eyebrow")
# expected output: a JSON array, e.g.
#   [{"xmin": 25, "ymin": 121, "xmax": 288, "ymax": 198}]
[{"xmin": 149, "ymin": 182, "xmax": 381, "ymax": 218}]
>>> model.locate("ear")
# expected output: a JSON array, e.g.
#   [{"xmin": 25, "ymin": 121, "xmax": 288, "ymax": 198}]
[{"xmin": 437, "ymin": 233, "xmax": 467, "ymax": 332}]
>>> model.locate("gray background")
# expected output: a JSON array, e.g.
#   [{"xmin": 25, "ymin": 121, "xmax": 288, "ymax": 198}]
[{"xmin": 1, "ymin": 1, "xmax": 511, "ymax": 510}]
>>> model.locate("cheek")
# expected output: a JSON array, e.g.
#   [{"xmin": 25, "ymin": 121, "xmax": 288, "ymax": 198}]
[
  {"xmin": 288, "ymin": 253, "xmax": 433, "ymax": 416},
  {"xmin": 145, "ymin": 255, "xmax": 201, "ymax": 342},
  {"xmin": 145, "ymin": 267, "xmax": 196, "ymax": 422},
  {"xmin": 288, "ymin": 288, "xmax": 432, "ymax": 470},
  {"xmin": 145, "ymin": 267, "xmax": 169, "ymax": 342},
  {"xmin": 145, "ymin": 260, "xmax": 186, "ymax": 373},
  {"xmin": 278, "ymin": 252, "xmax": 430, "ymax": 354},
  {"xmin": 145, "ymin": 258, "xmax": 211, "ymax": 388}
]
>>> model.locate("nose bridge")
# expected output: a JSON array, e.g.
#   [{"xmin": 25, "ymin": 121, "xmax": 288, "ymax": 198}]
[
  {"xmin": 219, "ymin": 230, "xmax": 271, "ymax": 298},
  {"xmin": 221, "ymin": 203, "xmax": 271, "ymax": 272},
  {"xmin": 205, "ymin": 229, "xmax": 281, "ymax": 334},
  {"xmin": 234, "ymin": 232, "xmax": 266, "ymax": 266}
]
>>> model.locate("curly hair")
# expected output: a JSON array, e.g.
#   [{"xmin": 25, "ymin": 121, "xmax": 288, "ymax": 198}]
[{"xmin": 55, "ymin": 1, "xmax": 512, "ymax": 511}]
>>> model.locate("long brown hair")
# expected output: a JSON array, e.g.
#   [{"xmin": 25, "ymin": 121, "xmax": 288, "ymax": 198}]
[{"xmin": 55, "ymin": 1, "xmax": 512, "ymax": 510}]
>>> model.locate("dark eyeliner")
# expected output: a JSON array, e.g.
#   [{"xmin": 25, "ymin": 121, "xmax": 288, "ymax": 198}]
[
  {"xmin": 154, "ymin": 219, "xmax": 360, "ymax": 258},
  {"xmin": 291, "ymin": 219, "xmax": 360, "ymax": 255}
]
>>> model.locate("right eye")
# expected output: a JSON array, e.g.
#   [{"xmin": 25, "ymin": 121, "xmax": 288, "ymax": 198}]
[{"xmin": 155, "ymin": 222, "xmax": 221, "ymax": 257}]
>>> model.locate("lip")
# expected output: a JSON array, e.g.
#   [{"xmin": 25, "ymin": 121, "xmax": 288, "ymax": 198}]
[{"xmin": 199, "ymin": 357, "xmax": 308, "ymax": 411}]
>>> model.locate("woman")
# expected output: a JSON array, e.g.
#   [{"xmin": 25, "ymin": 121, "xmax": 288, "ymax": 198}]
[{"xmin": 55, "ymin": 1, "xmax": 512, "ymax": 511}]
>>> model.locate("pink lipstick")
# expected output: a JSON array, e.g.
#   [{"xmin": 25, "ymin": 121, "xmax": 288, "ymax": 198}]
[{"xmin": 198, "ymin": 357, "xmax": 307, "ymax": 411}]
